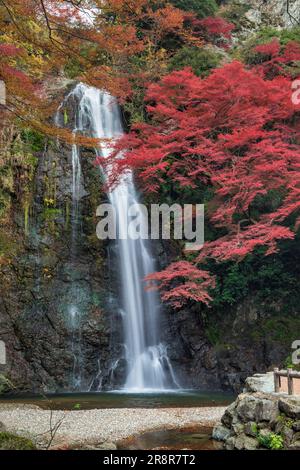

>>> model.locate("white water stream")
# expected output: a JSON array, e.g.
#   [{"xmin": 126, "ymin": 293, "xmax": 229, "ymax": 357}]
[{"xmin": 61, "ymin": 83, "xmax": 178, "ymax": 391}]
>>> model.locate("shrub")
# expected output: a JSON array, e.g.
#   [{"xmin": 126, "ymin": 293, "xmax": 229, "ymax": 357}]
[
  {"xmin": 219, "ymin": 1, "xmax": 251, "ymax": 31},
  {"xmin": 168, "ymin": 46, "xmax": 221, "ymax": 76},
  {"xmin": 258, "ymin": 432, "xmax": 284, "ymax": 450},
  {"xmin": 170, "ymin": 0, "xmax": 218, "ymax": 18}
]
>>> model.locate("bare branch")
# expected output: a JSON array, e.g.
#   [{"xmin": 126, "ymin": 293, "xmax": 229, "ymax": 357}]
[{"xmin": 286, "ymin": 0, "xmax": 300, "ymax": 25}]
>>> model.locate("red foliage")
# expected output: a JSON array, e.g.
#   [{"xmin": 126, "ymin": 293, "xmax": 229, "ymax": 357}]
[
  {"xmin": 254, "ymin": 39, "xmax": 281, "ymax": 57},
  {"xmin": 191, "ymin": 16, "xmax": 234, "ymax": 46},
  {"xmin": 197, "ymin": 16, "xmax": 234, "ymax": 38},
  {"xmin": 252, "ymin": 40, "xmax": 300, "ymax": 79},
  {"xmin": 108, "ymin": 59, "xmax": 300, "ymax": 307},
  {"xmin": 146, "ymin": 261, "xmax": 216, "ymax": 308},
  {"xmin": 0, "ymin": 44, "xmax": 23, "ymax": 56}
]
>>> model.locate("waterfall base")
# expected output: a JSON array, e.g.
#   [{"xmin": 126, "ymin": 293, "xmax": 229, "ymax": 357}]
[{"xmin": 124, "ymin": 344, "xmax": 180, "ymax": 392}]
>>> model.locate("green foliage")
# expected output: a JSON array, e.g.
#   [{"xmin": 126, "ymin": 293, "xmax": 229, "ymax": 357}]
[
  {"xmin": 21, "ymin": 128, "xmax": 45, "ymax": 153},
  {"xmin": 64, "ymin": 58, "xmax": 83, "ymax": 79},
  {"xmin": 284, "ymin": 355, "xmax": 300, "ymax": 372},
  {"xmin": 212, "ymin": 263, "xmax": 249, "ymax": 306},
  {"xmin": 123, "ymin": 86, "xmax": 146, "ymax": 124},
  {"xmin": 251, "ymin": 422, "xmax": 258, "ymax": 435},
  {"xmin": 250, "ymin": 26, "xmax": 300, "ymax": 46},
  {"xmin": 210, "ymin": 241, "xmax": 300, "ymax": 309},
  {"xmin": 170, "ymin": 0, "xmax": 218, "ymax": 18},
  {"xmin": 63, "ymin": 109, "xmax": 68, "ymax": 125},
  {"xmin": 0, "ymin": 374, "xmax": 15, "ymax": 394},
  {"xmin": 257, "ymin": 432, "xmax": 284, "ymax": 450},
  {"xmin": 42, "ymin": 208, "xmax": 62, "ymax": 220},
  {"xmin": 168, "ymin": 47, "xmax": 221, "ymax": 77},
  {"xmin": 0, "ymin": 432, "xmax": 36, "ymax": 450},
  {"xmin": 0, "ymin": 231, "xmax": 18, "ymax": 260},
  {"xmin": 205, "ymin": 321, "xmax": 221, "ymax": 345},
  {"xmin": 251, "ymin": 317, "xmax": 300, "ymax": 345},
  {"xmin": 0, "ymin": 192, "xmax": 11, "ymax": 219},
  {"xmin": 43, "ymin": 197, "xmax": 56, "ymax": 207},
  {"xmin": 73, "ymin": 403, "xmax": 81, "ymax": 410},
  {"xmin": 219, "ymin": 1, "xmax": 251, "ymax": 31},
  {"xmin": 277, "ymin": 414, "xmax": 294, "ymax": 429},
  {"xmin": 0, "ymin": 163, "xmax": 13, "ymax": 219}
]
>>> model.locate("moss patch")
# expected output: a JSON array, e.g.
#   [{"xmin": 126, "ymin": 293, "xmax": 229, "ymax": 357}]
[{"xmin": 0, "ymin": 432, "xmax": 36, "ymax": 450}]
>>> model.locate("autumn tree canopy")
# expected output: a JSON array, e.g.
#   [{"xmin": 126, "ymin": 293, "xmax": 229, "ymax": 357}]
[{"xmin": 105, "ymin": 41, "xmax": 300, "ymax": 307}]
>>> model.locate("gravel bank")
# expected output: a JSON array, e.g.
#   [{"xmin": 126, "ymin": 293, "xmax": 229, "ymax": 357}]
[{"xmin": 0, "ymin": 405, "xmax": 225, "ymax": 448}]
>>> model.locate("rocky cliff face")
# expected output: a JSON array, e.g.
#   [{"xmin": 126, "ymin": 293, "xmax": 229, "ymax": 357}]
[
  {"xmin": 241, "ymin": 0, "xmax": 300, "ymax": 29},
  {"xmin": 0, "ymin": 91, "xmax": 125, "ymax": 393},
  {"xmin": 220, "ymin": 0, "xmax": 300, "ymax": 32},
  {"xmin": 159, "ymin": 297, "xmax": 299, "ymax": 393}
]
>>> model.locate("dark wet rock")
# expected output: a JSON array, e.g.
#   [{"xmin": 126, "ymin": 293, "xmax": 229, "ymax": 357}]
[
  {"xmin": 235, "ymin": 433, "xmax": 259, "ymax": 450},
  {"xmin": 221, "ymin": 401, "xmax": 237, "ymax": 427},
  {"xmin": 292, "ymin": 420, "xmax": 300, "ymax": 432},
  {"xmin": 212, "ymin": 424, "xmax": 232, "ymax": 442},
  {"xmin": 244, "ymin": 421, "xmax": 258, "ymax": 437},
  {"xmin": 0, "ymin": 122, "xmax": 123, "ymax": 393}
]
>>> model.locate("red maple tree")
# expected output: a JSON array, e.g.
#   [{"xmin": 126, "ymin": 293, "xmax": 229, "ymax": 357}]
[{"xmin": 105, "ymin": 45, "xmax": 300, "ymax": 307}]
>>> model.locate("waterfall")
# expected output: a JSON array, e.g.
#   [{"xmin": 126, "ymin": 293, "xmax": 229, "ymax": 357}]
[{"xmin": 69, "ymin": 83, "xmax": 178, "ymax": 391}]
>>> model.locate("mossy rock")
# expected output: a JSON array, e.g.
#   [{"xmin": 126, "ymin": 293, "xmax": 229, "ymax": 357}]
[{"xmin": 0, "ymin": 432, "xmax": 36, "ymax": 450}]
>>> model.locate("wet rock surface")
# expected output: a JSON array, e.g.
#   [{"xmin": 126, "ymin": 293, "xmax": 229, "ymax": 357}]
[{"xmin": 0, "ymin": 126, "xmax": 123, "ymax": 392}]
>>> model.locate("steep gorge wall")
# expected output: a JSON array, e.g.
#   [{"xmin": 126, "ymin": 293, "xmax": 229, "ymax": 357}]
[{"xmin": 0, "ymin": 96, "xmax": 125, "ymax": 392}]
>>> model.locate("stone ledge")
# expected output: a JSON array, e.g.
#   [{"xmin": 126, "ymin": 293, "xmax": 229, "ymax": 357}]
[{"xmin": 213, "ymin": 373, "xmax": 300, "ymax": 450}]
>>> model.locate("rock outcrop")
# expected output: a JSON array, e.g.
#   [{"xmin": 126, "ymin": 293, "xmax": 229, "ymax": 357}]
[{"xmin": 213, "ymin": 373, "xmax": 300, "ymax": 449}]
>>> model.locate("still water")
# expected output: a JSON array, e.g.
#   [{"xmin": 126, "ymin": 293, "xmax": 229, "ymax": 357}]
[{"xmin": 0, "ymin": 390, "xmax": 234, "ymax": 410}]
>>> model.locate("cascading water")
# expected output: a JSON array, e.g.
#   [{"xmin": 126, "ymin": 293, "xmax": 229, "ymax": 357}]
[{"xmin": 71, "ymin": 83, "xmax": 178, "ymax": 391}]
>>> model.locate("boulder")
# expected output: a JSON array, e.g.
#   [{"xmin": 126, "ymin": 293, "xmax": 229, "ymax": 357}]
[
  {"xmin": 281, "ymin": 426, "xmax": 294, "ymax": 447},
  {"xmin": 244, "ymin": 372, "xmax": 275, "ymax": 394},
  {"xmin": 234, "ymin": 433, "xmax": 259, "ymax": 450},
  {"xmin": 244, "ymin": 421, "xmax": 258, "ymax": 437},
  {"xmin": 225, "ymin": 437, "xmax": 236, "ymax": 450},
  {"xmin": 218, "ymin": 374, "xmax": 300, "ymax": 450},
  {"xmin": 279, "ymin": 397, "xmax": 300, "ymax": 419},
  {"xmin": 212, "ymin": 424, "xmax": 232, "ymax": 442},
  {"xmin": 221, "ymin": 401, "xmax": 237, "ymax": 427},
  {"xmin": 292, "ymin": 420, "xmax": 300, "ymax": 432},
  {"xmin": 288, "ymin": 441, "xmax": 300, "ymax": 450},
  {"xmin": 236, "ymin": 395, "xmax": 259, "ymax": 422},
  {"xmin": 289, "ymin": 432, "xmax": 300, "ymax": 450},
  {"xmin": 257, "ymin": 398, "xmax": 279, "ymax": 422},
  {"xmin": 232, "ymin": 420, "xmax": 244, "ymax": 435}
]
